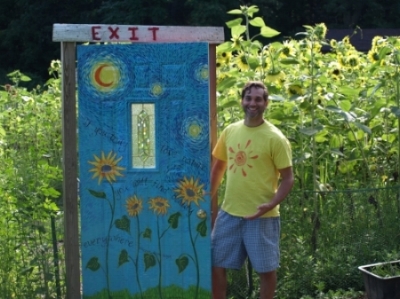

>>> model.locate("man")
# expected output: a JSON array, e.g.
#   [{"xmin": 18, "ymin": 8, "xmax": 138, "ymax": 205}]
[{"xmin": 211, "ymin": 81, "xmax": 294, "ymax": 299}]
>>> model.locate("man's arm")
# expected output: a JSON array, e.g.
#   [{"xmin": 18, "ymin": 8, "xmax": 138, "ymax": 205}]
[
  {"xmin": 210, "ymin": 158, "xmax": 227, "ymax": 227},
  {"xmin": 244, "ymin": 166, "xmax": 294, "ymax": 220}
]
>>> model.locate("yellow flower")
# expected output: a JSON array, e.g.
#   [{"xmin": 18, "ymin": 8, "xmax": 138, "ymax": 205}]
[
  {"xmin": 328, "ymin": 61, "xmax": 342, "ymax": 77},
  {"xmin": 149, "ymin": 197, "xmax": 170, "ymax": 215},
  {"xmin": 235, "ymin": 52, "xmax": 250, "ymax": 71},
  {"xmin": 342, "ymin": 36, "xmax": 350, "ymax": 45},
  {"xmin": 287, "ymin": 84, "xmax": 304, "ymax": 96},
  {"xmin": 330, "ymin": 39, "xmax": 338, "ymax": 48},
  {"xmin": 346, "ymin": 54, "xmax": 361, "ymax": 69},
  {"xmin": 231, "ymin": 35, "xmax": 244, "ymax": 49},
  {"xmin": 217, "ymin": 51, "xmax": 232, "ymax": 66},
  {"xmin": 314, "ymin": 23, "xmax": 327, "ymax": 40},
  {"xmin": 126, "ymin": 196, "xmax": 143, "ymax": 217},
  {"xmin": 88, "ymin": 151, "xmax": 125, "ymax": 184},
  {"xmin": 279, "ymin": 40, "xmax": 297, "ymax": 58},
  {"xmin": 266, "ymin": 70, "xmax": 285, "ymax": 83},
  {"xmin": 367, "ymin": 49, "xmax": 380, "ymax": 63},
  {"xmin": 371, "ymin": 36, "xmax": 383, "ymax": 48},
  {"xmin": 174, "ymin": 176, "xmax": 204, "ymax": 207}
]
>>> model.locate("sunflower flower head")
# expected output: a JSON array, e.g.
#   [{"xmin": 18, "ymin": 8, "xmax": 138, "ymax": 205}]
[
  {"xmin": 346, "ymin": 53, "xmax": 361, "ymax": 69},
  {"xmin": 149, "ymin": 197, "xmax": 170, "ymax": 215},
  {"xmin": 314, "ymin": 23, "xmax": 327, "ymax": 40},
  {"xmin": 174, "ymin": 176, "xmax": 204, "ymax": 207},
  {"xmin": 279, "ymin": 40, "xmax": 297, "ymax": 58},
  {"xmin": 88, "ymin": 151, "xmax": 125, "ymax": 184},
  {"xmin": 231, "ymin": 35, "xmax": 244, "ymax": 49},
  {"xmin": 371, "ymin": 36, "xmax": 384, "ymax": 49},
  {"xmin": 235, "ymin": 52, "xmax": 250, "ymax": 71},
  {"xmin": 126, "ymin": 195, "xmax": 143, "ymax": 217},
  {"xmin": 367, "ymin": 49, "xmax": 380, "ymax": 63},
  {"xmin": 287, "ymin": 84, "xmax": 304, "ymax": 96}
]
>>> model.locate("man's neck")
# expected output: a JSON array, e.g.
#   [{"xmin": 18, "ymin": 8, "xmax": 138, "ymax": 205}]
[{"xmin": 244, "ymin": 118, "xmax": 265, "ymax": 127}]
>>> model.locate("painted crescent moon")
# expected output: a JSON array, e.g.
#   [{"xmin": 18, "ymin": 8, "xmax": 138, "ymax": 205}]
[{"xmin": 94, "ymin": 64, "xmax": 114, "ymax": 87}]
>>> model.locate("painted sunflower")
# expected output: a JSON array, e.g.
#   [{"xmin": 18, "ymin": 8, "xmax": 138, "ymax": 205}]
[
  {"xmin": 88, "ymin": 151, "xmax": 125, "ymax": 184},
  {"xmin": 148, "ymin": 197, "xmax": 170, "ymax": 215},
  {"xmin": 174, "ymin": 177, "xmax": 205, "ymax": 207},
  {"xmin": 126, "ymin": 195, "xmax": 143, "ymax": 217}
]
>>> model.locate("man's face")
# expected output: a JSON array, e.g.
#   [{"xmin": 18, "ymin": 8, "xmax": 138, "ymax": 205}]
[{"xmin": 241, "ymin": 87, "xmax": 268, "ymax": 120}]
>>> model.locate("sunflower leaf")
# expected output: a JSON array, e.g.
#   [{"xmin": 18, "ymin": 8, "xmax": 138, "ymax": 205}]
[
  {"xmin": 144, "ymin": 253, "xmax": 156, "ymax": 271},
  {"xmin": 86, "ymin": 257, "xmax": 100, "ymax": 271},
  {"xmin": 168, "ymin": 212, "xmax": 182, "ymax": 229},
  {"xmin": 227, "ymin": 9, "xmax": 243, "ymax": 15},
  {"xmin": 249, "ymin": 17, "xmax": 265, "ymax": 28},
  {"xmin": 225, "ymin": 17, "xmax": 243, "ymax": 28},
  {"xmin": 143, "ymin": 228, "xmax": 152, "ymax": 239},
  {"xmin": 196, "ymin": 219, "xmax": 207, "ymax": 237},
  {"xmin": 115, "ymin": 215, "xmax": 130, "ymax": 234},
  {"xmin": 118, "ymin": 250, "xmax": 129, "ymax": 267},
  {"xmin": 260, "ymin": 26, "xmax": 281, "ymax": 38},
  {"xmin": 88, "ymin": 189, "xmax": 106, "ymax": 199},
  {"xmin": 175, "ymin": 256, "xmax": 189, "ymax": 273}
]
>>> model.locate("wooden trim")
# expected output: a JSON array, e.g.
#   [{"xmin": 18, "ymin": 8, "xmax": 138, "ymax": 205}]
[
  {"xmin": 53, "ymin": 24, "xmax": 225, "ymax": 44},
  {"xmin": 61, "ymin": 42, "xmax": 81, "ymax": 299},
  {"xmin": 209, "ymin": 44, "xmax": 217, "ymax": 160}
]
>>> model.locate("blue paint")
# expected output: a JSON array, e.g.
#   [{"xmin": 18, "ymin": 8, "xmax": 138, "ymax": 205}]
[{"xmin": 78, "ymin": 43, "xmax": 211, "ymax": 298}]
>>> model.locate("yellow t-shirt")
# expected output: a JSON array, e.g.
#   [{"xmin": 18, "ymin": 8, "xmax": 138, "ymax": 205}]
[{"xmin": 212, "ymin": 120, "xmax": 292, "ymax": 217}]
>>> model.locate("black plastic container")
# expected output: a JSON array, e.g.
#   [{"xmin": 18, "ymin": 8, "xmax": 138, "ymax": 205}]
[{"xmin": 358, "ymin": 260, "xmax": 400, "ymax": 299}]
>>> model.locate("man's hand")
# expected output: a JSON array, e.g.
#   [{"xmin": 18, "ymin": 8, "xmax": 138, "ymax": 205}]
[{"xmin": 243, "ymin": 202, "xmax": 275, "ymax": 220}]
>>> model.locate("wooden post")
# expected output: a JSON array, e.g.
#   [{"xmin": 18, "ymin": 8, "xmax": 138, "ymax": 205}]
[
  {"xmin": 61, "ymin": 41, "xmax": 81, "ymax": 299},
  {"xmin": 209, "ymin": 44, "xmax": 218, "ymax": 158}
]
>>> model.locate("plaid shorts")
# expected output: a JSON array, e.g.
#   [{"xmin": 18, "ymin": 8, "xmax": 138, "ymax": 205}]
[{"xmin": 211, "ymin": 210, "xmax": 280, "ymax": 273}]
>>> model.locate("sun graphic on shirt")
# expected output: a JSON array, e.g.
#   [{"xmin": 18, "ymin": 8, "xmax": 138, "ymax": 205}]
[{"xmin": 228, "ymin": 139, "xmax": 259, "ymax": 177}]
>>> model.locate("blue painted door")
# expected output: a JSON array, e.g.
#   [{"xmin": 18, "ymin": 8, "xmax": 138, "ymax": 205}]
[{"xmin": 77, "ymin": 43, "xmax": 211, "ymax": 299}]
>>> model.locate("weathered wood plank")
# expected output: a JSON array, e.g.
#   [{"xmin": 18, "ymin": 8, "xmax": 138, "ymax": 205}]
[
  {"xmin": 53, "ymin": 24, "xmax": 225, "ymax": 43},
  {"xmin": 61, "ymin": 41, "xmax": 81, "ymax": 299}
]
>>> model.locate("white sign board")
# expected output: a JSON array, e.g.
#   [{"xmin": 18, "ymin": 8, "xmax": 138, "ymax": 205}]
[{"xmin": 53, "ymin": 24, "xmax": 225, "ymax": 44}]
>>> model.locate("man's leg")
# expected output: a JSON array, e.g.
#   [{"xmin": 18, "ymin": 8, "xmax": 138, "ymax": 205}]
[
  {"xmin": 212, "ymin": 266, "xmax": 227, "ymax": 299},
  {"xmin": 259, "ymin": 270, "xmax": 277, "ymax": 299}
]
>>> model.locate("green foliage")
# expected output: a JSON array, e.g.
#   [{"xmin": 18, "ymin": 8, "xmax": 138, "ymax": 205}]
[
  {"xmin": 217, "ymin": 4, "xmax": 400, "ymax": 298},
  {"xmin": 0, "ymin": 61, "xmax": 64, "ymax": 298}
]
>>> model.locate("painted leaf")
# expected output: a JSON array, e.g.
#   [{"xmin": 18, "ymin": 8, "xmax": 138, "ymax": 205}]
[
  {"xmin": 143, "ymin": 228, "xmax": 152, "ymax": 239},
  {"xmin": 86, "ymin": 257, "xmax": 100, "ymax": 271},
  {"xmin": 168, "ymin": 212, "xmax": 182, "ymax": 229},
  {"xmin": 118, "ymin": 249, "xmax": 129, "ymax": 267},
  {"xmin": 115, "ymin": 215, "xmax": 130, "ymax": 234},
  {"xmin": 88, "ymin": 189, "xmax": 106, "ymax": 199},
  {"xmin": 144, "ymin": 253, "xmax": 156, "ymax": 271},
  {"xmin": 176, "ymin": 256, "xmax": 189, "ymax": 273},
  {"xmin": 196, "ymin": 219, "xmax": 207, "ymax": 237}
]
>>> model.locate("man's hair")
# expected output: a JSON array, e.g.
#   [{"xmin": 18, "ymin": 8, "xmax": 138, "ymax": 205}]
[{"xmin": 241, "ymin": 81, "xmax": 269, "ymax": 101}]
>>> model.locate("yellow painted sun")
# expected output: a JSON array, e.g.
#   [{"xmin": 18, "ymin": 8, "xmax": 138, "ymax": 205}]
[
  {"xmin": 88, "ymin": 151, "xmax": 125, "ymax": 184},
  {"xmin": 188, "ymin": 123, "xmax": 201, "ymax": 138},
  {"xmin": 125, "ymin": 195, "xmax": 143, "ymax": 217},
  {"xmin": 149, "ymin": 197, "xmax": 170, "ymax": 215},
  {"xmin": 150, "ymin": 82, "xmax": 164, "ymax": 97},
  {"xmin": 228, "ymin": 140, "xmax": 258, "ymax": 177},
  {"xmin": 174, "ymin": 176, "xmax": 204, "ymax": 207}
]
